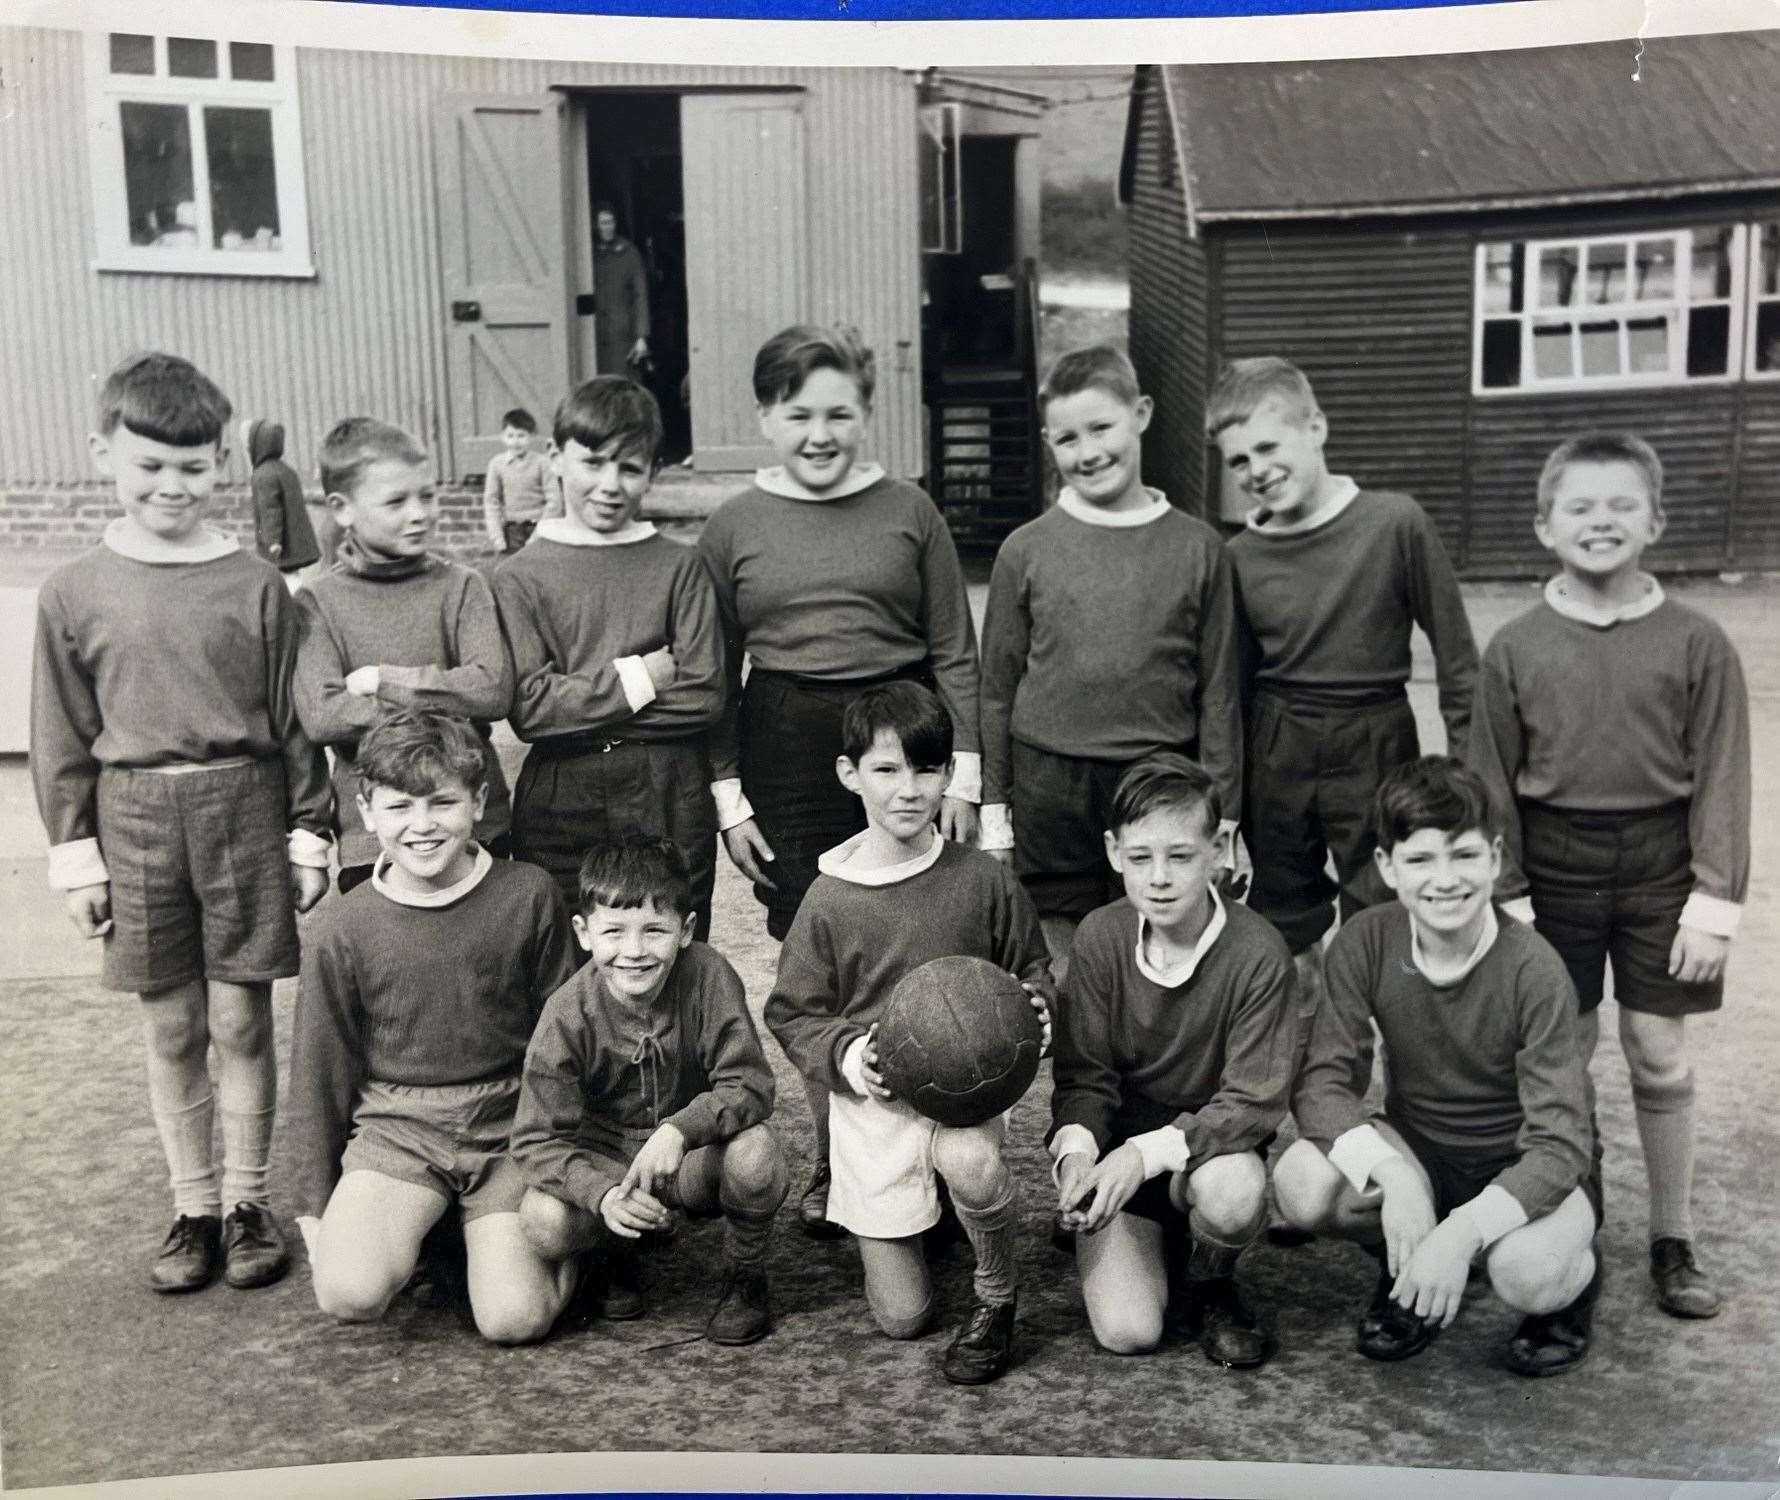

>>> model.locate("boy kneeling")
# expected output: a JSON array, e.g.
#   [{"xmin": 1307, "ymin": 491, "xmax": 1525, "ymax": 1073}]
[
  {"xmin": 512, "ymin": 835, "xmax": 788, "ymax": 1345},
  {"xmin": 1050, "ymin": 755, "xmax": 1296, "ymax": 1367},
  {"xmin": 290, "ymin": 711, "xmax": 582, "ymax": 1343},
  {"xmin": 1274, "ymin": 757, "xmax": 1602, "ymax": 1376}
]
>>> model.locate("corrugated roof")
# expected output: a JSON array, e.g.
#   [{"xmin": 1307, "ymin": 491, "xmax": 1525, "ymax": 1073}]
[{"xmin": 1127, "ymin": 33, "xmax": 1780, "ymax": 222}]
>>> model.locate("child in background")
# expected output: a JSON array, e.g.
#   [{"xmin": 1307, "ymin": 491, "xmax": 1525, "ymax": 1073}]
[
  {"xmin": 1051, "ymin": 755, "xmax": 1295, "ymax": 1368},
  {"xmin": 513, "ymin": 835, "xmax": 787, "ymax": 1345},
  {"xmin": 243, "ymin": 417, "xmax": 319, "ymax": 589},
  {"xmin": 492, "ymin": 376, "xmax": 724, "ymax": 934},
  {"xmin": 980, "ymin": 345, "xmax": 1241, "ymax": 964},
  {"xmin": 483, "ymin": 406, "xmax": 562, "ymax": 555},
  {"xmin": 31, "ymin": 352, "xmax": 332, "ymax": 1294},
  {"xmin": 1468, "ymin": 432, "xmax": 1749, "ymax": 1321},
  {"xmin": 295, "ymin": 418, "xmax": 515, "ymax": 895},
  {"xmin": 289, "ymin": 711, "xmax": 581, "ymax": 1344},
  {"xmin": 765, "ymin": 682, "xmax": 1053, "ymax": 1386}
]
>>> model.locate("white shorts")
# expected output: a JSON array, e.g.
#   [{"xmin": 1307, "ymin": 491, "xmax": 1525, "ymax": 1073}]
[{"xmin": 826, "ymin": 1090, "xmax": 1007, "ymax": 1240}]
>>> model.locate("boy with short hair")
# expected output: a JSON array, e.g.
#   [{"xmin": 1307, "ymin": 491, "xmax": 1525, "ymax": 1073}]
[
  {"xmin": 1275, "ymin": 757, "xmax": 1602, "ymax": 1377},
  {"xmin": 289, "ymin": 710, "xmax": 581, "ymax": 1344},
  {"xmin": 980, "ymin": 345, "xmax": 1241, "ymax": 960},
  {"xmin": 765, "ymin": 681, "xmax": 1054, "ymax": 1386},
  {"xmin": 1050, "ymin": 754, "xmax": 1296, "ymax": 1368},
  {"xmin": 295, "ymin": 417, "xmax": 515, "ymax": 895},
  {"xmin": 31, "ymin": 351, "xmax": 332, "ymax": 1293},
  {"xmin": 513, "ymin": 834, "xmax": 788, "ymax": 1345},
  {"xmin": 483, "ymin": 406, "xmax": 562, "ymax": 554},
  {"xmin": 492, "ymin": 376, "xmax": 725, "ymax": 936},
  {"xmin": 1468, "ymin": 432, "xmax": 1750, "ymax": 1320},
  {"xmin": 1212, "ymin": 357, "xmax": 1478, "ymax": 969}
]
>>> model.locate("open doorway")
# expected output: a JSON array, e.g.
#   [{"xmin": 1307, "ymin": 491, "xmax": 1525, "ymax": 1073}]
[
  {"xmin": 928, "ymin": 135, "xmax": 1021, "ymax": 370},
  {"xmin": 583, "ymin": 92, "xmax": 692, "ymax": 463}
]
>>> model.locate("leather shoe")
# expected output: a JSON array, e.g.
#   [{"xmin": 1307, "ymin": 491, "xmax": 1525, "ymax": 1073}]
[
  {"xmin": 941, "ymin": 1298, "xmax": 1016, "ymax": 1385},
  {"xmin": 150, "ymin": 1214, "xmax": 222, "ymax": 1294},
  {"xmin": 602, "ymin": 1244, "xmax": 645, "ymax": 1321},
  {"xmin": 1356, "ymin": 1265, "xmax": 1435, "ymax": 1362},
  {"xmin": 1508, "ymin": 1254, "xmax": 1603, "ymax": 1377},
  {"xmin": 1650, "ymin": 1237, "xmax": 1721, "ymax": 1319},
  {"xmin": 222, "ymin": 1202, "xmax": 290, "ymax": 1290},
  {"xmin": 1179, "ymin": 1277, "xmax": 1273, "ymax": 1368},
  {"xmin": 705, "ymin": 1266, "xmax": 772, "ymax": 1345}
]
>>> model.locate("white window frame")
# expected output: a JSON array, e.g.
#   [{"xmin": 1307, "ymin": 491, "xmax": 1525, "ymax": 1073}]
[
  {"xmin": 1471, "ymin": 226, "xmax": 1745, "ymax": 397},
  {"xmin": 85, "ymin": 32, "xmax": 314, "ymax": 278},
  {"xmin": 1744, "ymin": 221, "xmax": 1780, "ymax": 382},
  {"xmin": 919, "ymin": 101, "xmax": 963, "ymax": 256}
]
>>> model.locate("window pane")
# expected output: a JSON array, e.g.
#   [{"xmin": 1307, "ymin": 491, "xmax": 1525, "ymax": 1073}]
[
  {"xmin": 1758, "ymin": 224, "xmax": 1780, "ymax": 299},
  {"xmin": 1685, "ymin": 306, "xmax": 1728, "ymax": 377},
  {"xmin": 108, "ymin": 33, "xmax": 155, "ymax": 75},
  {"xmin": 1755, "ymin": 303, "xmax": 1780, "ymax": 373},
  {"xmin": 1536, "ymin": 246, "xmax": 1579, "ymax": 309},
  {"xmin": 1633, "ymin": 239, "xmax": 1675, "ymax": 301},
  {"xmin": 1532, "ymin": 320, "xmax": 1574, "ymax": 379},
  {"xmin": 204, "ymin": 107, "xmax": 281, "ymax": 249},
  {"xmin": 230, "ymin": 42, "xmax": 275, "ymax": 82},
  {"xmin": 1481, "ymin": 244, "xmax": 1523, "ymax": 314},
  {"xmin": 1690, "ymin": 226, "xmax": 1733, "ymax": 301},
  {"xmin": 1480, "ymin": 319, "xmax": 1522, "ymax": 388},
  {"xmin": 1628, "ymin": 315, "xmax": 1672, "ymax": 375},
  {"xmin": 1579, "ymin": 320, "xmax": 1621, "ymax": 377},
  {"xmin": 167, "ymin": 37, "xmax": 218, "ymax": 79},
  {"xmin": 1584, "ymin": 243, "xmax": 1627, "ymax": 305},
  {"xmin": 120, "ymin": 102, "xmax": 196, "ymax": 248}
]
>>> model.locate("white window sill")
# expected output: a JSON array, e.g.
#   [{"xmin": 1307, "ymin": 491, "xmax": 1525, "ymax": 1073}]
[
  {"xmin": 1472, "ymin": 372, "xmax": 1739, "ymax": 398},
  {"xmin": 92, "ymin": 253, "xmax": 316, "ymax": 280}
]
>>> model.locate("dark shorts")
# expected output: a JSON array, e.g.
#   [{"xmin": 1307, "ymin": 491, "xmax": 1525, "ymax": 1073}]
[
  {"xmin": 1385, "ymin": 1113, "xmax": 1604, "ymax": 1231},
  {"xmin": 1010, "ymin": 741, "xmax": 1148, "ymax": 920},
  {"xmin": 512, "ymin": 736, "xmax": 716, "ymax": 940},
  {"xmin": 1244, "ymin": 690, "xmax": 1419, "ymax": 955},
  {"xmin": 97, "ymin": 759, "xmax": 300, "ymax": 994},
  {"xmin": 1521, "ymin": 801, "xmax": 1721, "ymax": 1018},
  {"xmin": 340, "ymin": 1076, "xmax": 528, "ymax": 1221},
  {"xmin": 502, "ymin": 519, "xmax": 539, "ymax": 554}
]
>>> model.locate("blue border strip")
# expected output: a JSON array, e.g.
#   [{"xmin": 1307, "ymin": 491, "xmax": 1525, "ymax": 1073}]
[{"xmin": 347, "ymin": 0, "xmax": 1505, "ymax": 19}]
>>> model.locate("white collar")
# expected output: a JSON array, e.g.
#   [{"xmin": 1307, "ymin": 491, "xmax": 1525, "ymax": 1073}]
[
  {"xmin": 1134, "ymin": 884, "xmax": 1228, "ymax": 987},
  {"xmin": 534, "ymin": 516, "xmax": 658, "ymax": 548},
  {"xmin": 1543, "ymin": 573, "xmax": 1665, "ymax": 626},
  {"xmin": 753, "ymin": 461, "xmax": 886, "ymax": 502},
  {"xmin": 1057, "ymin": 486, "xmax": 1171, "ymax": 529},
  {"xmin": 371, "ymin": 843, "xmax": 493, "ymax": 908},
  {"xmin": 1244, "ymin": 475, "xmax": 1360, "ymax": 537},
  {"xmin": 102, "ymin": 516, "xmax": 239, "ymax": 564},
  {"xmin": 1408, "ymin": 903, "xmax": 1499, "ymax": 988},
  {"xmin": 816, "ymin": 826, "xmax": 944, "ymax": 886}
]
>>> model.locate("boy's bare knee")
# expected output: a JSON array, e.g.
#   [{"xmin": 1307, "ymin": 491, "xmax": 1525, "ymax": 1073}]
[
  {"xmin": 206, "ymin": 1003, "xmax": 269, "ymax": 1059},
  {"xmin": 1271, "ymin": 1140, "xmax": 1341, "ymax": 1229},
  {"xmin": 518, "ymin": 1189, "xmax": 577, "ymax": 1259},
  {"xmin": 1091, "ymin": 1309, "xmax": 1163, "ymax": 1356},
  {"xmin": 313, "ymin": 1262, "xmax": 397, "ymax": 1324},
  {"xmin": 474, "ymin": 1291, "xmax": 557, "ymax": 1346},
  {"xmin": 1489, "ymin": 1240, "xmax": 1588, "ymax": 1316},
  {"xmin": 931, "ymin": 1127, "xmax": 1005, "ymax": 1203},
  {"xmin": 1187, "ymin": 1154, "xmax": 1269, "ymax": 1238},
  {"xmin": 721, "ymin": 1125, "xmax": 788, "ymax": 1209}
]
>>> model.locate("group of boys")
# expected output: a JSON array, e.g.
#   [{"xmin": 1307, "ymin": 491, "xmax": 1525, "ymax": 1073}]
[{"xmin": 30, "ymin": 339, "xmax": 1747, "ymax": 1391}]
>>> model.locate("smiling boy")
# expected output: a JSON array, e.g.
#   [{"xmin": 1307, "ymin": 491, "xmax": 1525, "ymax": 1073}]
[
  {"xmin": 1274, "ymin": 757, "xmax": 1602, "ymax": 1377},
  {"xmin": 482, "ymin": 406, "xmax": 562, "ymax": 555},
  {"xmin": 1467, "ymin": 433, "xmax": 1750, "ymax": 1321},
  {"xmin": 492, "ymin": 376, "xmax": 725, "ymax": 933}
]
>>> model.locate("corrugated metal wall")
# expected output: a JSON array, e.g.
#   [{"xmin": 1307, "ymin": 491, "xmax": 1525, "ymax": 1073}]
[{"xmin": 0, "ymin": 29, "xmax": 921, "ymax": 486}]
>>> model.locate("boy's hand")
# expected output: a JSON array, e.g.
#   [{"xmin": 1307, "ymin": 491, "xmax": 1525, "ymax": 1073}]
[
  {"xmin": 1018, "ymin": 979, "xmax": 1053, "ymax": 1054},
  {"xmin": 344, "ymin": 665, "xmax": 381, "ymax": 697},
  {"xmin": 722, "ymin": 819, "xmax": 778, "ymax": 890},
  {"xmin": 1055, "ymin": 1153, "xmax": 1094, "ymax": 1226},
  {"xmin": 291, "ymin": 863, "xmax": 330, "ymax": 914},
  {"xmin": 63, "ymin": 882, "xmax": 113, "ymax": 938},
  {"xmin": 1373, "ymin": 1156, "xmax": 1437, "ymax": 1279},
  {"xmin": 1067, "ymin": 1144, "xmax": 1145, "ymax": 1235},
  {"xmin": 622, "ymin": 1122, "xmax": 686, "ymax": 1198},
  {"xmin": 600, "ymin": 1184, "xmax": 669, "ymax": 1239},
  {"xmin": 1393, "ymin": 1213, "xmax": 1482, "ymax": 1328},
  {"xmin": 1670, "ymin": 925, "xmax": 1730, "ymax": 985},
  {"xmin": 939, "ymin": 797, "xmax": 979, "ymax": 846},
  {"xmin": 860, "ymin": 1024, "xmax": 893, "ymax": 1101},
  {"xmin": 642, "ymin": 646, "xmax": 676, "ymax": 693},
  {"xmin": 269, "ymin": 543, "xmax": 283, "ymax": 562}
]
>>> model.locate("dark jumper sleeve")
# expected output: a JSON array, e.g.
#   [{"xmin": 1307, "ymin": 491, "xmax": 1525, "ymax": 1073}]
[
  {"xmin": 1289, "ymin": 921, "xmax": 1378, "ymax": 1150},
  {"xmin": 1047, "ymin": 923, "xmax": 1123, "ymax": 1153},
  {"xmin": 376, "ymin": 571, "xmax": 515, "ymax": 722},
  {"xmin": 665, "ymin": 960, "xmax": 776, "ymax": 1148},
  {"xmin": 512, "ymin": 998, "xmax": 621, "ymax": 1213},
  {"xmin": 1402, "ymin": 505, "xmax": 1479, "ymax": 758},
  {"xmin": 1169, "ymin": 945, "xmax": 1296, "ymax": 1160},
  {"xmin": 696, "ymin": 516, "xmax": 746, "ymax": 782},
  {"xmin": 287, "ymin": 930, "xmax": 368, "ymax": 1220},
  {"xmin": 1683, "ymin": 624, "xmax": 1751, "ymax": 912},
  {"xmin": 264, "ymin": 573, "xmax": 334, "ymax": 841},
  {"xmin": 1195, "ymin": 544, "xmax": 1245, "ymax": 824},
  {"xmin": 30, "ymin": 582, "xmax": 104, "ymax": 854},
  {"xmin": 977, "ymin": 537, "xmax": 1030, "ymax": 807},
  {"xmin": 292, "ymin": 589, "xmax": 384, "ymax": 746},
  {"xmin": 916, "ymin": 499, "xmax": 983, "ymax": 757},
  {"xmin": 1493, "ymin": 954, "xmax": 1592, "ymax": 1220},
  {"xmin": 1467, "ymin": 636, "xmax": 1532, "ymax": 901},
  {"xmin": 763, "ymin": 907, "xmax": 866, "ymax": 1094},
  {"xmin": 624, "ymin": 553, "xmax": 725, "ymax": 737},
  {"xmin": 493, "ymin": 566, "xmax": 642, "ymax": 741}
]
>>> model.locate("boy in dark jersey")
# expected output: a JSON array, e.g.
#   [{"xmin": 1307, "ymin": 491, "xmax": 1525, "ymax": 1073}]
[
  {"xmin": 1468, "ymin": 432, "xmax": 1750, "ymax": 1321},
  {"xmin": 1275, "ymin": 757, "xmax": 1602, "ymax": 1377}
]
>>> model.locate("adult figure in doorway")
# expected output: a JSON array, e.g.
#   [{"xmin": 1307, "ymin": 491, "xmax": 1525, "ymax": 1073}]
[{"xmin": 594, "ymin": 202, "xmax": 652, "ymax": 378}]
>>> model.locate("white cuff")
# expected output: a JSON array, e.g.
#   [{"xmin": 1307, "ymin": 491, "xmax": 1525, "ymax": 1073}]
[
  {"xmin": 840, "ymin": 1033, "xmax": 872, "ymax": 1097},
  {"xmin": 47, "ymin": 837, "xmax": 108, "ymax": 891},
  {"xmin": 1501, "ymin": 895, "xmax": 1536, "ymax": 926},
  {"xmin": 944, "ymin": 751, "xmax": 982, "ymax": 805},
  {"xmin": 1048, "ymin": 1123, "xmax": 1099, "ymax": 1185},
  {"xmin": 1129, "ymin": 1125, "xmax": 1191, "ymax": 1181},
  {"xmin": 1452, "ymin": 1184, "xmax": 1529, "ymax": 1249},
  {"xmin": 287, "ymin": 828, "xmax": 333, "ymax": 869},
  {"xmin": 1328, "ymin": 1123, "xmax": 1404, "ymax": 1196},
  {"xmin": 711, "ymin": 778, "xmax": 755, "ymax": 833},
  {"xmin": 613, "ymin": 655, "xmax": 659, "ymax": 714},
  {"xmin": 1680, "ymin": 890, "xmax": 1741, "ymax": 939},
  {"xmin": 979, "ymin": 802, "xmax": 1015, "ymax": 852}
]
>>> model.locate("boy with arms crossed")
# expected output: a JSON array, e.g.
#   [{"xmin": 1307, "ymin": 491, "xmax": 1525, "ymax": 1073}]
[
  {"xmin": 295, "ymin": 418, "xmax": 515, "ymax": 895},
  {"xmin": 1468, "ymin": 433, "xmax": 1750, "ymax": 1319},
  {"xmin": 513, "ymin": 835, "xmax": 788, "ymax": 1345},
  {"xmin": 1275, "ymin": 757, "xmax": 1602, "ymax": 1377},
  {"xmin": 32, "ymin": 352, "xmax": 331, "ymax": 1293},
  {"xmin": 289, "ymin": 711, "xmax": 581, "ymax": 1344},
  {"xmin": 765, "ymin": 682, "xmax": 1053, "ymax": 1385}
]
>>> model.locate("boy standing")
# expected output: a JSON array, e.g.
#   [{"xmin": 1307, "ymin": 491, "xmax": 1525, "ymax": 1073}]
[
  {"xmin": 492, "ymin": 377, "xmax": 724, "ymax": 936},
  {"xmin": 1275, "ymin": 758, "xmax": 1602, "ymax": 1377},
  {"xmin": 1051, "ymin": 755, "xmax": 1296, "ymax": 1367},
  {"xmin": 289, "ymin": 711, "xmax": 581, "ymax": 1344},
  {"xmin": 1213, "ymin": 357, "xmax": 1477, "ymax": 967},
  {"xmin": 765, "ymin": 682, "xmax": 1054, "ymax": 1386},
  {"xmin": 295, "ymin": 418, "xmax": 515, "ymax": 895},
  {"xmin": 980, "ymin": 346, "xmax": 1241, "ymax": 960},
  {"xmin": 31, "ymin": 352, "xmax": 332, "ymax": 1292},
  {"xmin": 513, "ymin": 835, "xmax": 788, "ymax": 1345},
  {"xmin": 1468, "ymin": 432, "xmax": 1749, "ymax": 1320},
  {"xmin": 483, "ymin": 406, "xmax": 562, "ymax": 555}
]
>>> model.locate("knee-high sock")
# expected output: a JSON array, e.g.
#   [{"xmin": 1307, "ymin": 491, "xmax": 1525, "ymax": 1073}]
[
  {"xmin": 146, "ymin": 1081, "xmax": 220, "ymax": 1220},
  {"xmin": 1186, "ymin": 1208, "xmax": 1264, "ymax": 1281},
  {"xmin": 1633, "ymin": 1070, "xmax": 1696, "ymax": 1243},
  {"xmin": 954, "ymin": 1176, "xmax": 1018, "ymax": 1306},
  {"xmin": 215, "ymin": 1040, "xmax": 277, "ymax": 1209},
  {"xmin": 722, "ymin": 1202, "xmax": 777, "ymax": 1268}
]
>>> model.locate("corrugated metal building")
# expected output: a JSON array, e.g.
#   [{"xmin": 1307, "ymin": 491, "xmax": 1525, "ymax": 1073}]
[{"xmin": 1122, "ymin": 37, "xmax": 1780, "ymax": 575}]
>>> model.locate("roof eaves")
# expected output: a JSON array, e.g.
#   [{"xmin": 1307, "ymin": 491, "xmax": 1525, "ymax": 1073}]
[{"xmin": 1195, "ymin": 177, "xmax": 1780, "ymax": 224}]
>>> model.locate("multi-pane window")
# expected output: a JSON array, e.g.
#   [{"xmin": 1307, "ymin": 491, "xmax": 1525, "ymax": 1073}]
[
  {"xmin": 1748, "ymin": 223, "xmax": 1780, "ymax": 379},
  {"xmin": 86, "ymin": 33, "xmax": 312, "ymax": 276}
]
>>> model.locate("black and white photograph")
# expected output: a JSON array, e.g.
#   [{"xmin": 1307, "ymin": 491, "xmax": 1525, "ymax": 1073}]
[{"xmin": 0, "ymin": 0, "xmax": 1776, "ymax": 1494}]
